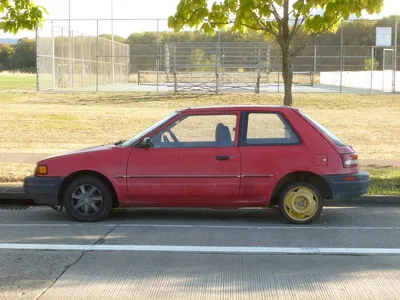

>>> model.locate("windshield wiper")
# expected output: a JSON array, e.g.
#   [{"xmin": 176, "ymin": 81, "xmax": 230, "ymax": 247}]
[{"xmin": 114, "ymin": 140, "xmax": 126, "ymax": 146}]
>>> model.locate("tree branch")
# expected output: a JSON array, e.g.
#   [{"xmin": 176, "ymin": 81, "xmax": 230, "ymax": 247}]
[
  {"xmin": 251, "ymin": 11, "xmax": 279, "ymax": 39},
  {"xmin": 288, "ymin": 13, "xmax": 300, "ymax": 42},
  {"xmin": 281, "ymin": 0, "xmax": 290, "ymax": 45},
  {"xmin": 270, "ymin": 3, "xmax": 282, "ymax": 25},
  {"xmin": 291, "ymin": 15, "xmax": 343, "ymax": 57},
  {"xmin": 210, "ymin": 20, "xmax": 262, "ymax": 32},
  {"xmin": 289, "ymin": 16, "xmax": 308, "ymax": 43},
  {"xmin": 291, "ymin": 32, "xmax": 318, "ymax": 57}
]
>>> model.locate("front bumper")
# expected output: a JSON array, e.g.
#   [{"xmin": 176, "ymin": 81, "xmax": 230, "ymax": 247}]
[
  {"xmin": 323, "ymin": 170, "xmax": 370, "ymax": 202},
  {"xmin": 23, "ymin": 176, "xmax": 64, "ymax": 206}
]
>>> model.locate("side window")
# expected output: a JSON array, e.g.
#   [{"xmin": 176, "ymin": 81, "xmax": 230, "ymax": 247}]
[
  {"xmin": 244, "ymin": 113, "xmax": 299, "ymax": 145},
  {"xmin": 151, "ymin": 114, "xmax": 237, "ymax": 148}
]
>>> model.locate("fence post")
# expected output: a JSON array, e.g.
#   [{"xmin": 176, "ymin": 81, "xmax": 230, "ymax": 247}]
[
  {"xmin": 370, "ymin": 46, "xmax": 374, "ymax": 92},
  {"xmin": 266, "ymin": 43, "xmax": 271, "ymax": 82},
  {"xmin": 393, "ymin": 19, "xmax": 397, "ymax": 93},
  {"xmin": 277, "ymin": 49, "xmax": 281, "ymax": 92},
  {"xmin": 340, "ymin": 21, "xmax": 343, "ymax": 93},
  {"xmin": 215, "ymin": 31, "xmax": 220, "ymax": 94},
  {"xmin": 88, "ymin": 36, "xmax": 91, "ymax": 87},
  {"xmin": 36, "ymin": 26, "xmax": 39, "ymax": 91},
  {"xmin": 71, "ymin": 30, "xmax": 75, "ymax": 88},
  {"xmin": 313, "ymin": 45, "xmax": 317, "ymax": 86},
  {"xmin": 156, "ymin": 19, "xmax": 159, "ymax": 92},
  {"xmin": 96, "ymin": 20, "xmax": 99, "ymax": 92},
  {"xmin": 61, "ymin": 27, "xmax": 64, "ymax": 87},
  {"xmin": 127, "ymin": 45, "xmax": 130, "ymax": 84},
  {"xmin": 69, "ymin": 25, "xmax": 72, "ymax": 88},
  {"xmin": 173, "ymin": 44, "xmax": 177, "ymax": 93},
  {"xmin": 383, "ymin": 49, "xmax": 386, "ymax": 92},
  {"xmin": 51, "ymin": 22, "xmax": 56, "ymax": 89},
  {"xmin": 256, "ymin": 47, "xmax": 261, "ymax": 93},
  {"xmin": 81, "ymin": 33, "xmax": 84, "ymax": 87},
  {"xmin": 103, "ymin": 38, "xmax": 106, "ymax": 85},
  {"xmin": 156, "ymin": 45, "xmax": 160, "ymax": 92}
]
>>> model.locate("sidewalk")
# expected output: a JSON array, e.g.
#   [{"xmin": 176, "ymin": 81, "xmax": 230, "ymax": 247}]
[
  {"xmin": 1, "ymin": 153, "xmax": 400, "ymax": 166},
  {"xmin": 0, "ymin": 183, "xmax": 32, "ymax": 205}
]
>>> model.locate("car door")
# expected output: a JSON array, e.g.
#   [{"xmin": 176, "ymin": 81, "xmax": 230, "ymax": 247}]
[
  {"xmin": 238, "ymin": 111, "xmax": 302, "ymax": 205},
  {"xmin": 126, "ymin": 112, "xmax": 241, "ymax": 206}
]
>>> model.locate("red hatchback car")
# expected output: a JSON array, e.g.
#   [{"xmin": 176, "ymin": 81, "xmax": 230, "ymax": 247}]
[{"xmin": 24, "ymin": 106, "xmax": 369, "ymax": 224}]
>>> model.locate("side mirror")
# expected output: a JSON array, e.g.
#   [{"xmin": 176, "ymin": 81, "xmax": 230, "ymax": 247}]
[{"xmin": 141, "ymin": 137, "xmax": 152, "ymax": 149}]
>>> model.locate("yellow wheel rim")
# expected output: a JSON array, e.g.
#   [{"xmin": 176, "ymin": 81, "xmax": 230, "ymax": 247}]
[{"xmin": 284, "ymin": 187, "xmax": 318, "ymax": 222}]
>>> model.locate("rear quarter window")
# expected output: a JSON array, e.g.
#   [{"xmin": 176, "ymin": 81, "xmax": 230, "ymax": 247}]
[
  {"xmin": 242, "ymin": 112, "xmax": 300, "ymax": 146},
  {"xmin": 300, "ymin": 111, "xmax": 346, "ymax": 147}
]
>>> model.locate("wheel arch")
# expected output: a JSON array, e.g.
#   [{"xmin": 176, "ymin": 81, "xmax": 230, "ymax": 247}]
[
  {"xmin": 57, "ymin": 170, "xmax": 120, "ymax": 208},
  {"xmin": 270, "ymin": 171, "xmax": 331, "ymax": 206}
]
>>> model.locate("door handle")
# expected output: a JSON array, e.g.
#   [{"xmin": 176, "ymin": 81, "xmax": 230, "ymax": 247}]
[{"xmin": 216, "ymin": 156, "xmax": 234, "ymax": 161}]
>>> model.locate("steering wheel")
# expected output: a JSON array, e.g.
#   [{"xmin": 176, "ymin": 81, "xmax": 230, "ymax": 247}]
[
  {"xmin": 167, "ymin": 129, "xmax": 181, "ymax": 147},
  {"xmin": 162, "ymin": 135, "xmax": 172, "ymax": 148}
]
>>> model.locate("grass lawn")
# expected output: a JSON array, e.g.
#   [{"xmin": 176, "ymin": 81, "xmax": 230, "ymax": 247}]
[
  {"xmin": 0, "ymin": 74, "xmax": 36, "ymax": 90},
  {"xmin": 1, "ymin": 91, "xmax": 399, "ymax": 159},
  {"xmin": 0, "ymin": 90, "xmax": 399, "ymax": 195},
  {"xmin": 365, "ymin": 167, "xmax": 400, "ymax": 195}
]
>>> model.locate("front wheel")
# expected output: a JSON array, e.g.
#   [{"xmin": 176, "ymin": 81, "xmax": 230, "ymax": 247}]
[
  {"xmin": 278, "ymin": 181, "xmax": 323, "ymax": 224},
  {"xmin": 63, "ymin": 176, "xmax": 112, "ymax": 222}
]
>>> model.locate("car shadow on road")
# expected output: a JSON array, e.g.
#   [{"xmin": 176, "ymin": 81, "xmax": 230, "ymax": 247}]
[{"xmin": 107, "ymin": 207, "xmax": 284, "ymax": 223}]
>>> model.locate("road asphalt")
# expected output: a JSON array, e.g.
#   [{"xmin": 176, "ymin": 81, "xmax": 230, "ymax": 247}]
[{"xmin": 0, "ymin": 206, "xmax": 400, "ymax": 300}]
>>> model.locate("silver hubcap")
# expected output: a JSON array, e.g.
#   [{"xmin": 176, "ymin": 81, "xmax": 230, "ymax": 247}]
[{"xmin": 71, "ymin": 184, "xmax": 103, "ymax": 216}]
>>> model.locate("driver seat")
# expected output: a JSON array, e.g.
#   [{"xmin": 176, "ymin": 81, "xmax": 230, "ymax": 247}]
[{"xmin": 215, "ymin": 123, "xmax": 232, "ymax": 146}]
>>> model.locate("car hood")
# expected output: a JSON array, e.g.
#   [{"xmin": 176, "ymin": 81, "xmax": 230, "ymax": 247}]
[{"xmin": 40, "ymin": 144, "xmax": 117, "ymax": 162}]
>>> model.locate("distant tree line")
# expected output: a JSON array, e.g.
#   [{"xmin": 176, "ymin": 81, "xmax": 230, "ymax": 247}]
[
  {"xmin": 1, "ymin": 16, "xmax": 398, "ymax": 73},
  {"xmin": 0, "ymin": 38, "xmax": 36, "ymax": 72}
]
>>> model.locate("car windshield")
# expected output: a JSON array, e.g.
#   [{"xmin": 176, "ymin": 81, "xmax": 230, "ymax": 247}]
[
  {"xmin": 300, "ymin": 111, "xmax": 346, "ymax": 147},
  {"xmin": 120, "ymin": 111, "xmax": 179, "ymax": 147}
]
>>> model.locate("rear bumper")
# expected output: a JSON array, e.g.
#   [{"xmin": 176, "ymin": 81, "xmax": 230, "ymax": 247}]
[
  {"xmin": 23, "ymin": 176, "xmax": 64, "ymax": 206},
  {"xmin": 323, "ymin": 170, "xmax": 370, "ymax": 202}
]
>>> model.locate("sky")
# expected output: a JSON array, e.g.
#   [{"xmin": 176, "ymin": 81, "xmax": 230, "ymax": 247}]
[{"xmin": 1, "ymin": 0, "xmax": 400, "ymax": 39}]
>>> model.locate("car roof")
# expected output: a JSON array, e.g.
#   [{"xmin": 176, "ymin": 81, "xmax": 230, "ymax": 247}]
[{"xmin": 178, "ymin": 105, "xmax": 297, "ymax": 113}]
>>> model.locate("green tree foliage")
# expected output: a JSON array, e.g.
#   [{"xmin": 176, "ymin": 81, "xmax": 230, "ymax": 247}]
[
  {"xmin": 168, "ymin": 0, "xmax": 384, "ymax": 106},
  {"xmin": 0, "ymin": 38, "xmax": 35, "ymax": 72},
  {"xmin": 0, "ymin": 0, "xmax": 48, "ymax": 33},
  {"xmin": 2, "ymin": 16, "xmax": 397, "ymax": 75},
  {"xmin": 191, "ymin": 48, "xmax": 216, "ymax": 71},
  {"xmin": 12, "ymin": 37, "xmax": 35, "ymax": 70},
  {"xmin": 364, "ymin": 57, "xmax": 379, "ymax": 71},
  {"xmin": 0, "ymin": 44, "xmax": 14, "ymax": 69},
  {"xmin": 99, "ymin": 34, "xmax": 127, "ymax": 44}
]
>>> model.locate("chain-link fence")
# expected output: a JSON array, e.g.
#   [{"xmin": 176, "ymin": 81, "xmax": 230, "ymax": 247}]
[
  {"xmin": 36, "ymin": 18, "xmax": 400, "ymax": 93},
  {"xmin": 37, "ymin": 22, "xmax": 130, "ymax": 91}
]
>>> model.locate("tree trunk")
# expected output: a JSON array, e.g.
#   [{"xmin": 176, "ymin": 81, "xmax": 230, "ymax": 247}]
[{"xmin": 281, "ymin": 47, "xmax": 293, "ymax": 107}]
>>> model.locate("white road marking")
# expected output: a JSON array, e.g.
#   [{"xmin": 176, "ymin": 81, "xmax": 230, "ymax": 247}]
[
  {"xmin": 0, "ymin": 223, "xmax": 399, "ymax": 230},
  {"xmin": 1, "ymin": 243, "xmax": 400, "ymax": 255}
]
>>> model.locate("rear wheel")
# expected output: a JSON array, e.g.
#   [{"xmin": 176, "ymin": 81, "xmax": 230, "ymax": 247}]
[
  {"xmin": 278, "ymin": 181, "xmax": 323, "ymax": 224},
  {"xmin": 63, "ymin": 176, "xmax": 112, "ymax": 222}
]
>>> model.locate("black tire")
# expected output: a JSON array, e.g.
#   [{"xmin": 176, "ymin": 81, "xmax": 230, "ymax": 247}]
[
  {"xmin": 63, "ymin": 176, "xmax": 112, "ymax": 222},
  {"xmin": 278, "ymin": 181, "xmax": 323, "ymax": 224}
]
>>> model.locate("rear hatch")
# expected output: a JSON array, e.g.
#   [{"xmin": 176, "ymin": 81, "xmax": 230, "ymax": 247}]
[{"xmin": 295, "ymin": 109, "xmax": 359, "ymax": 170}]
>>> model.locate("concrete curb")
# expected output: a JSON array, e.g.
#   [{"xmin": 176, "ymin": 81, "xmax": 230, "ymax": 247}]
[
  {"xmin": 335, "ymin": 195, "xmax": 400, "ymax": 206},
  {"xmin": 0, "ymin": 186, "xmax": 32, "ymax": 205}
]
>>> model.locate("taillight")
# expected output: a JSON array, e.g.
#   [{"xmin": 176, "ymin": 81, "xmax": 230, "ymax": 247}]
[{"xmin": 341, "ymin": 153, "xmax": 359, "ymax": 168}]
